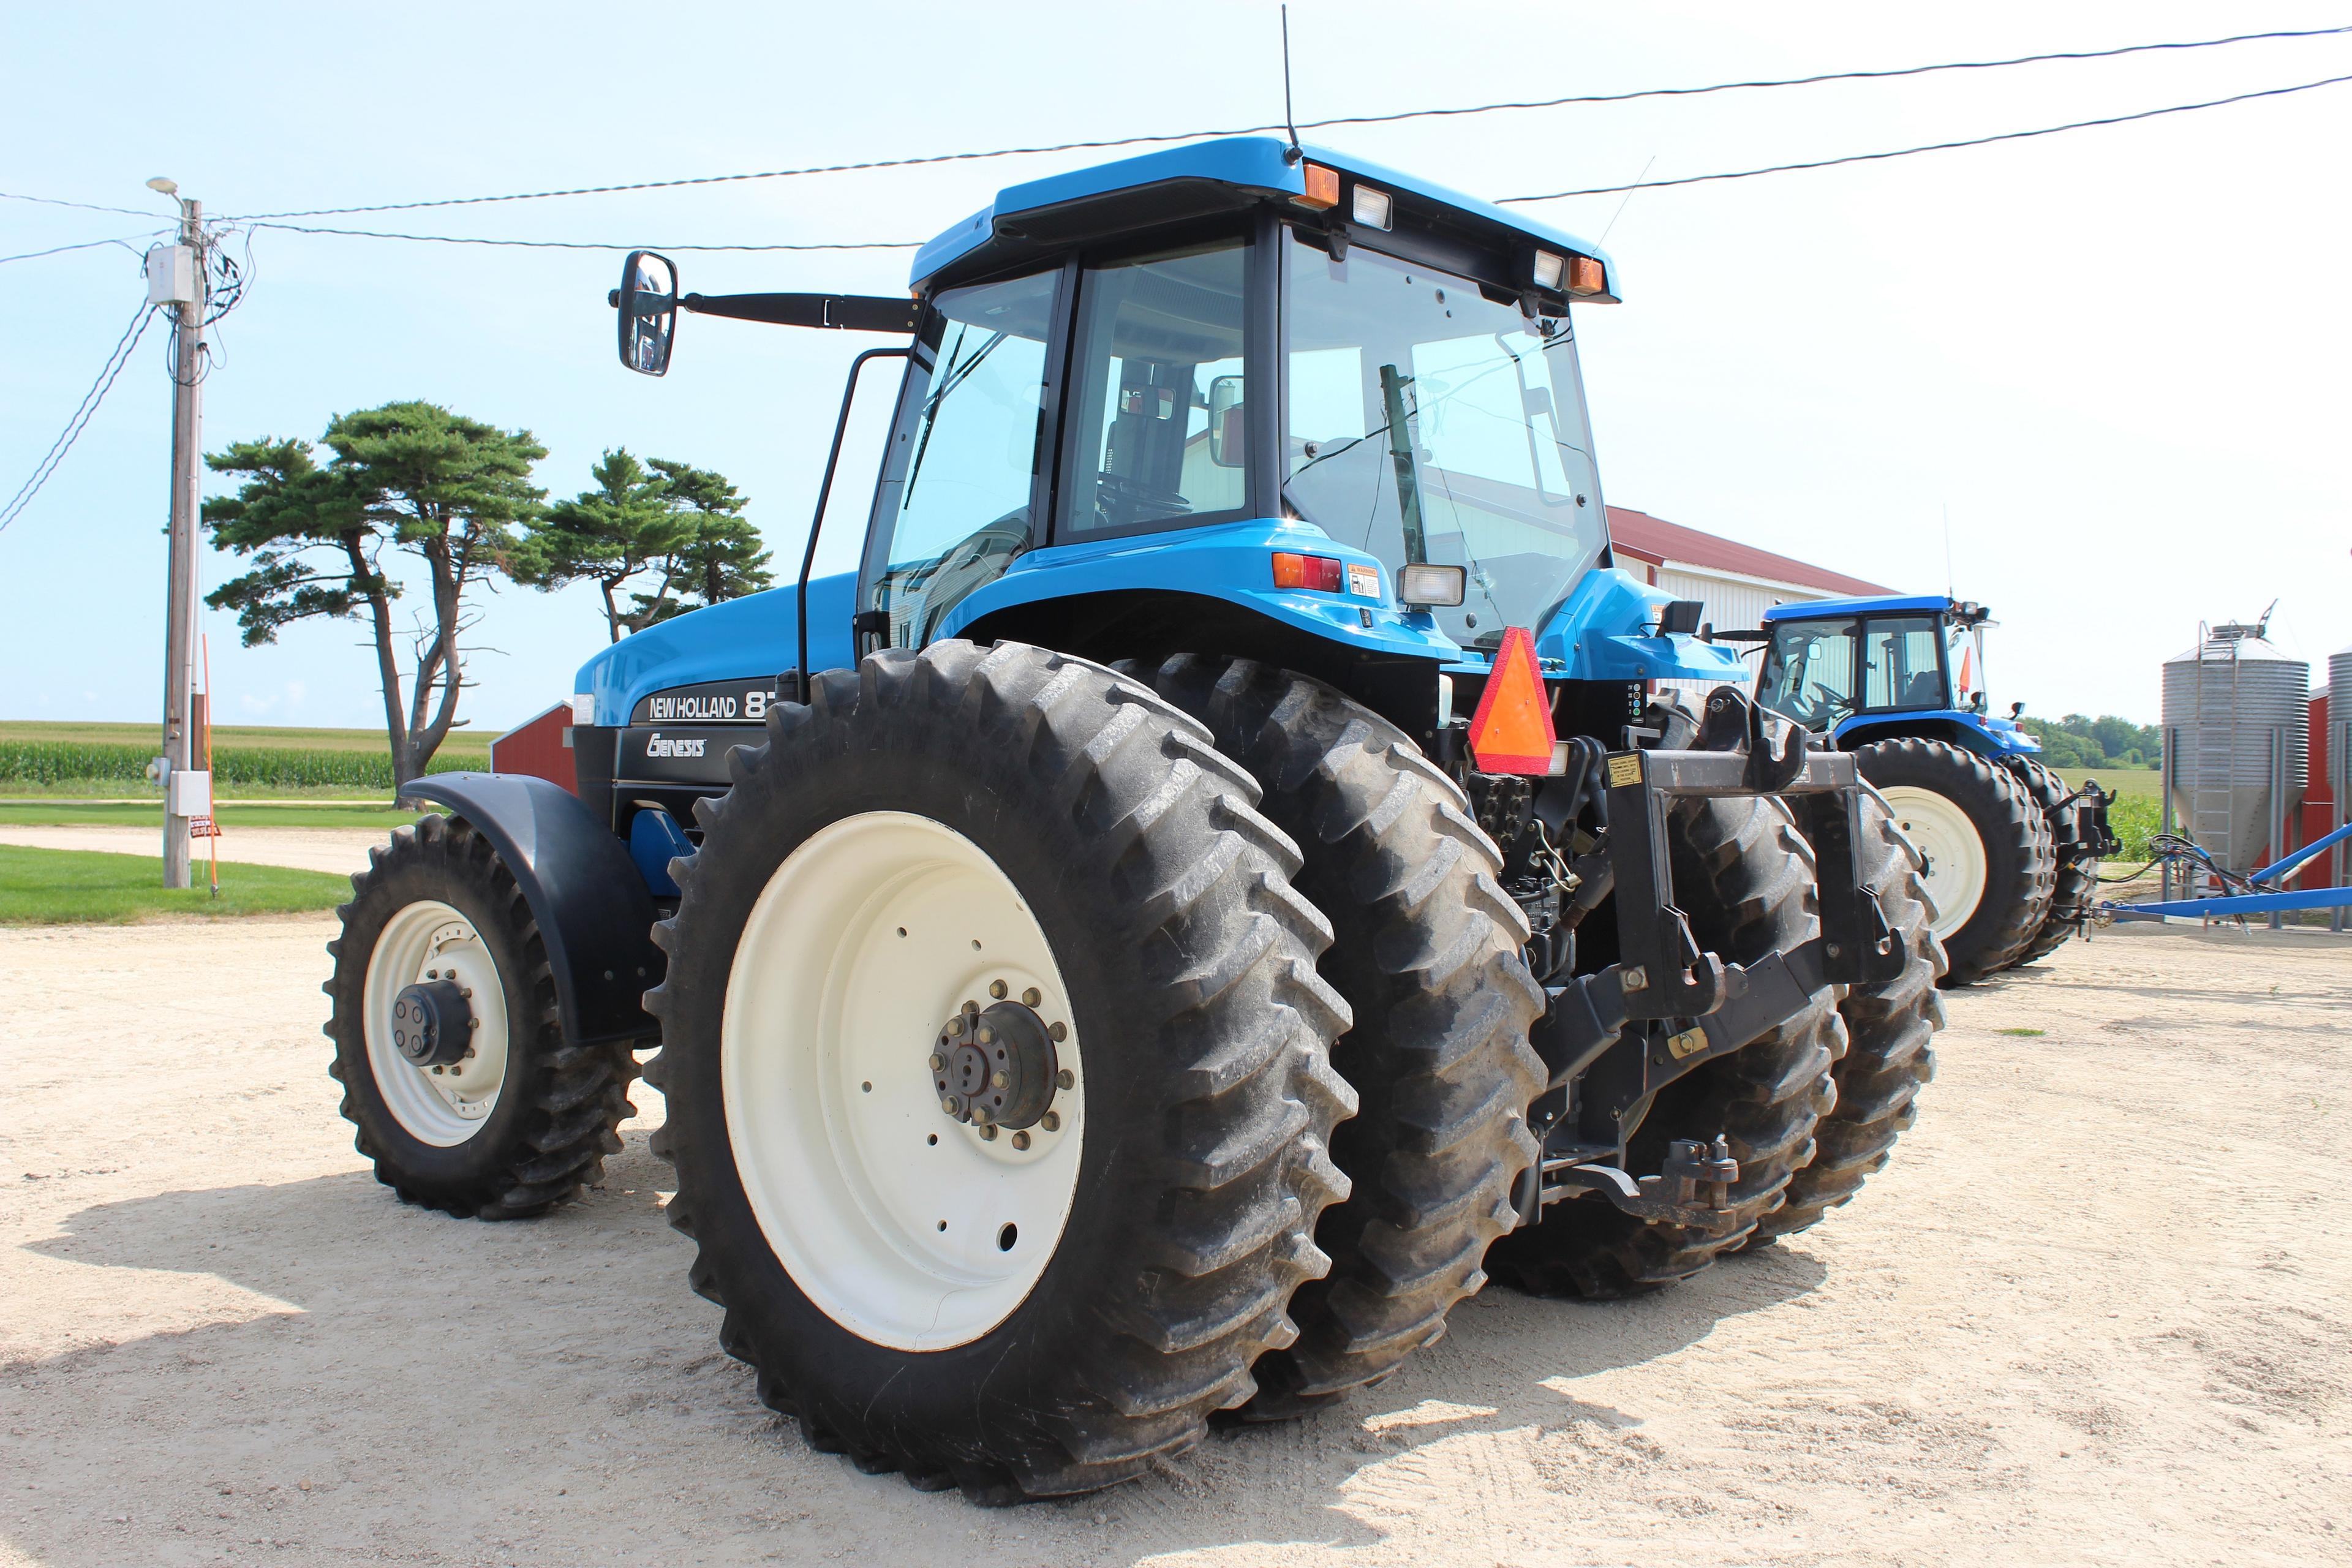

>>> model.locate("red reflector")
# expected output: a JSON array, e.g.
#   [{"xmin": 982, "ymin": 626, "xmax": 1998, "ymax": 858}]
[
  {"xmin": 1272, "ymin": 551, "xmax": 1344, "ymax": 592},
  {"xmin": 1466, "ymin": 627, "xmax": 1557, "ymax": 775}
]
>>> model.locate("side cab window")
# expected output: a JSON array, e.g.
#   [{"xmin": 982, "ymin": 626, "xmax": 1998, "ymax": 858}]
[
  {"xmin": 1057, "ymin": 240, "xmax": 1251, "ymax": 541},
  {"xmin": 863, "ymin": 269, "xmax": 1061, "ymax": 650}
]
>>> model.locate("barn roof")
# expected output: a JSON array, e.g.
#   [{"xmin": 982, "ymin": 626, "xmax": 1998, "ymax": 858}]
[{"xmin": 1607, "ymin": 506, "xmax": 1894, "ymax": 598}]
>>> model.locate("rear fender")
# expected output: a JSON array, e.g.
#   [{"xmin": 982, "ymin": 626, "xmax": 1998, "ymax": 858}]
[{"xmin": 398, "ymin": 772, "xmax": 664, "ymax": 1047}]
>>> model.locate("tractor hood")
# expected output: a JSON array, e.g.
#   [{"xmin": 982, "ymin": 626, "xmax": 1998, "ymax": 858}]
[{"xmin": 1518, "ymin": 566, "xmax": 1749, "ymax": 686}]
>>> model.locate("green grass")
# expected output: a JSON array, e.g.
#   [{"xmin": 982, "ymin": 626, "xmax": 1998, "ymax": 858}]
[
  {"xmin": 2056, "ymin": 766, "xmax": 2161, "ymax": 801},
  {"xmin": 1997, "ymin": 1028, "xmax": 2047, "ymax": 1037},
  {"xmin": 0, "ymin": 800, "xmax": 434, "ymax": 830},
  {"xmin": 0, "ymin": 720, "xmax": 494, "ymax": 758},
  {"xmin": 0, "ymin": 844, "xmax": 353, "ymax": 925}
]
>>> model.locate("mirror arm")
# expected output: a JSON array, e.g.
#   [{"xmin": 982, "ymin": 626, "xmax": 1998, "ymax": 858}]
[
  {"xmin": 682, "ymin": 292, "xmax": 921, "ymax": 334},
  {"xmin": 798, "ymin": 346, "xmax": 914, "ymax": 699}
]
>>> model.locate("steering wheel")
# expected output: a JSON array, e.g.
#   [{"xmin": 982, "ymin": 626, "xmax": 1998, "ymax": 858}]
[
  {"xmin": 1092, "ymin": 471, "xmax": 1191, "ymax": 532},
  {"xmin": 1803, "ymin": 682, "xmax": 1856, "ymax": 723}
]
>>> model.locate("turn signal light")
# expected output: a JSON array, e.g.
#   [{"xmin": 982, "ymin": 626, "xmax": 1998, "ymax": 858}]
[
  {"xmin": 1567, "ymin": 255, "xmax": 1608, "ymax": 296},
  {"xmin": 1272, "ymin": 551, "xmax": 1344, "ymax": 592},
  {"xmin": 1296, "ymin": 163, "xmax": 1341, "ymax": 210}
]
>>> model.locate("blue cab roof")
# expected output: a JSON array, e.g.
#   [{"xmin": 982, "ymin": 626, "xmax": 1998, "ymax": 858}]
[
  {"xmin": 1761, "ymin": 594, "xmax": 1951, "ymax": 624},
  {"xmin": 908, "ymin": 136, "xmax": 1622, "ymax": 297}
]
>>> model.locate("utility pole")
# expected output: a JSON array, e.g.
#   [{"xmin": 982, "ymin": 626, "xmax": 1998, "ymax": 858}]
[{"xmin": 153, "ymin": 181, "xmax": 206, "ymax": 889}]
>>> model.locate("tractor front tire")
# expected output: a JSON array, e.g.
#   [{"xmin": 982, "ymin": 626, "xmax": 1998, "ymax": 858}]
[
  {"xmin": 644, "ymin": 641, "xmax": 1355, "ymax": 1504},
  {"xmin": 2004, "ymin": 755, "xmax": 2097, "ymax": 967},
  {"xmin": 1853, "ymin": 737, "xmax": 2056, "ymax": 986},
  {"xmin": 1485, "ymin": 791, "xmax": 1844, "ymax": 1299},
  {"xmin": 1749, "ymin": 783, "xmax": 1943, "ymax": 1244},
  {"xmin": 1137, "ymin": 655, "xmax": 1545, "ymax": 1421},
  {"xmin": 324, "ymin": 813, "xmax": 637, "ymax": 1218}
]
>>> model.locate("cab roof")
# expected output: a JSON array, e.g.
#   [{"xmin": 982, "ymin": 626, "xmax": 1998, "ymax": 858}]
[
  {"xmin": 908, "ymin": 136, "xmax": 1622, "ymax": 299},
  {"xmin": 1761, "ymin": 594, "xmax": 1952, "ymax": 624}
]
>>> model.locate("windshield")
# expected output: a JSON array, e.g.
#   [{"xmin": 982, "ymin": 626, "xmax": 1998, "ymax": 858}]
[
  {"xmin": 1281, "ymin": 234, "xmax": 1607, "ymax": 649},
  {"xmin": 1760, "ymin": 613, "xmax": 1951, "ymax": 726}
]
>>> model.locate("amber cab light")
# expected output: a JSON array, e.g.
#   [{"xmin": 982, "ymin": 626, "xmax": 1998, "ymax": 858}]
[
  {"xmin": 1567, "ymin": 255, "xmax": 1608, "ymax": 296},
  {"xmin": 1295, "ymin": 163, "xmax": 1341, "ymax": 211},
  {"xmin": 1272, "ymin": 551, "xmax": 1345, "ymax": 592}
]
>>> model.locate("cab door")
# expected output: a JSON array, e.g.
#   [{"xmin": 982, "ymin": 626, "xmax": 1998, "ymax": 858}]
[{"xmin": 856, "ymin": 263, "xmax": 1072, "ymax": 655}]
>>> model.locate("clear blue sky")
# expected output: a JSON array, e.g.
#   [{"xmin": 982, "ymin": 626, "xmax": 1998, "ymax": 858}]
[{"xmin": 5, "ymin": 0, "xmax": 2347, "ymax": 735}]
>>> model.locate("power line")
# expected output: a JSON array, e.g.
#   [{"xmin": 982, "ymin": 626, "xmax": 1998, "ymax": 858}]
[
  {"xmin": 243, "ymin": 221, "xmax": 926, "ymax": 251},
  {"xmin": 0, "ymin": 189, "xmax": 170, "ymax": 219},
  {"xmin": 0, "ymin": 233, "xmax": 164, "ymax": 266},
  {"xmin": 1498, "ymin": 70, "xmax": 2352, "ymax": 202},
  {"xmin": 238, "ymin": 69, "xmax": 2352, "ymax": 254},
  {"xmin": 0, "ymin": 298, "xmax": 159, "ymax": 533},
  {"xmin": 217, "ymin": 23, "xmax": 2352, "ymax": 222}
]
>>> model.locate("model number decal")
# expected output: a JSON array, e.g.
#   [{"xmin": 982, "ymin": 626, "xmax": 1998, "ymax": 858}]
[
  {"xmin": 644, "ymin": 732, "xmax": 707, "ymax": 759},
  {"xmin": 632, "ymin": 680, "xmax": 776, "ymax": 725}
]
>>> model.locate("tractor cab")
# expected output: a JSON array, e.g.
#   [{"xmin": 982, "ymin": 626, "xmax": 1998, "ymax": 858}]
[
  {"xmin": 1755, "ymin": 594, "xmax": 2037, "ymax": 758},
  {"xmin": 589, "ymin": 138, "xmax": 1748, "ymax": 763}
]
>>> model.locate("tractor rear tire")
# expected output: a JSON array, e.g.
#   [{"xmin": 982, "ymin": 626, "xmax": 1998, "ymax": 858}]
[
  {"xmin": 323, "ymin": 812, "xmax": 638, "ymax": 1218},
  {"xmin": 2005, "ymin": 756, "xmax": 2096, "ymax": 967},
  {"xmin": 1853, "ymin": 738, "xmax": 2056, "ymax": 986},
  {"xmin": 1749, "ymin": 783, "xmax": 1943, "ymax": 1244},
  {"xmin": 1136, "ymin": 655, "xmax": 1545, "ymax": 1421},
  {"xmin": 643, "ymin": 641, "xmax": 1355, "ymax": 1504},
  {"xmin": 1485, "ymin": 791, "xmax": 1844, "ymax": 1300}
]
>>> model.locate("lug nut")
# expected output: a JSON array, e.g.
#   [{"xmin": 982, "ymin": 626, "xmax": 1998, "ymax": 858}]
[
  {"xmin": 976, "ymin": 1025, "xmax": 993, "ymax": 1045},
  {"xmin": 432, "ymin": 1065, "xmax": 445, "ymax": 1075},
  {"xmin": 971, "ymin": 1105, "xmax": 990, "ymax": 1125},
  {"xmin": 1041, "ymin": 1110, "xmax": 1060, "ymax": 1132},
  {"xmin": 963, "ymin": 1000, "xmax": 980, "ymax": 1017},
  {"xmin": 1057, "ymin": 1068, "xmax": 1075, "ymax": 1090},
  {"xmin": 941, "ymin": 1097, "xmax": 959, "ymax": 1116},
  {"xmin": 979, "ymin": 1125, "xmax": 998, "ymax": 1142},
  {"xmin": 1049, "ymin": 1022, "xmax": 1068, "ymax": 1042},
  {"xmin": 929, "ymin": 1053, "xmax": 946, "ymax": 1071},
  {"xmin": 1011, "ymin": 1131, "xmax": 1031, "ymax": 1151},
  {"xmin": 1022, "ymin": 987, "xmax": 1041, "ymax": 1007},
  {"xmin": 992, "ymin": 1070, "xmax": 1009, "ymax": 1089},
  {"xmin": 989, "ymin": 979, "xmax": 1008, "ymax": 1000}
]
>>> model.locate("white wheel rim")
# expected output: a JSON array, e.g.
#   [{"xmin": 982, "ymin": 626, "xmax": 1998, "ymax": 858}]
[
  {"xmin": 362, "ymin": 899, "xmax": 513, "ymax": 1145},
  {"xmin": 1880, "ymin": 785, "xmax": 1987, "ymax": 940},
  {"xmin": 721, "ymin": 810, "xmax": 1085, "ymax": 1352}
]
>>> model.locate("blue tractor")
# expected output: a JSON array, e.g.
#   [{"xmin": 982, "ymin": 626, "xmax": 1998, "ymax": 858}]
[
  {"xmin": 1749, "ymin": 594, "xmax": 2116, "ymax": 983},
  {"xmin": 323, "ymin": 140, "xmax": 1942, "ymax": 1504}
]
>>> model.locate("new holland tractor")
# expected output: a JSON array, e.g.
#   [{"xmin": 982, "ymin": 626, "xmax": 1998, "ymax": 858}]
[
  {"xmin": 1751, "ymin": 594, "xmax": 2116, "ymax": 983},
  {"xmin": 324, "ymin": 139, "xmax": 1942, "ymax": 1504}
]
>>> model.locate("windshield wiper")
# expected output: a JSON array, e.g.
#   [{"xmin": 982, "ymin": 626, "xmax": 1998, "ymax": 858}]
[{"xmin": 1377, "ymin": 363, "xmax": 1428, "ymax": 565}]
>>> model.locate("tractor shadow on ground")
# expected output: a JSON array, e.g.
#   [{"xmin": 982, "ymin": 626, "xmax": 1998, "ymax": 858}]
[{"xmin": 10, "ymin": 1143, "xmax": 1828, "ymax": 1562}]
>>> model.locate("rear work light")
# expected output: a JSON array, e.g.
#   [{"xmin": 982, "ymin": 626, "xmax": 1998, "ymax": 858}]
[
  {"xmin": 1529, "ymin": 249, "xmax": 1566, "ymax": 292},
  {"xmin": 1272, "ymin": 551, "xmax": 1345, "ymax": 592},
  {"xmin": 1350, "ymin": 184, "xmax": 1393, "ymax": 231},
  {"xmin": 1398, "ymin": 563, "xmax": 1466, "ymax": 606}
]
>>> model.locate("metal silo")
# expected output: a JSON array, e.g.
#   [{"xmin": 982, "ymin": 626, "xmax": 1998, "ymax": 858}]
[{"xmin": 2160, "ymin": 617, "xmax": 2308, "ymax": 880}]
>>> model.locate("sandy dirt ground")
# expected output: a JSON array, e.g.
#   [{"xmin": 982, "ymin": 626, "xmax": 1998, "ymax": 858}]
[
  {"xmin": 0, "ymin": 826, "xmax": 385, "ymax": 877},
  {"xmin": 2, "ymin": 916, "xmax": 2346, "ymax": 1568}
]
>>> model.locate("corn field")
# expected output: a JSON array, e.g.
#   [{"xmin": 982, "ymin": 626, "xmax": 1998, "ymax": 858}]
[{"xmin": 0, "ymin": 741, "xmax": 481, "ymax": 792}]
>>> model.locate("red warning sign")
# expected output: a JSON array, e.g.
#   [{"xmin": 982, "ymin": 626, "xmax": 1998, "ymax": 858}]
[{"xmin": 1466, "ymin": 626, "xmax": 1556, "ymax": 775}]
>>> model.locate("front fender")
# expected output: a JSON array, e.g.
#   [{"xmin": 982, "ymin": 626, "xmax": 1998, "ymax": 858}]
[{"xmin": 398, "ymin": 772, "xmax": 663, "ymax": 1047}]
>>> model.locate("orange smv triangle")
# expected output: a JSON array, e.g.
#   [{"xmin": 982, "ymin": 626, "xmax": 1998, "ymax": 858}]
[{"xmin": 1466, "ymin": 626, "xmax": 1557, "ymax": 775}]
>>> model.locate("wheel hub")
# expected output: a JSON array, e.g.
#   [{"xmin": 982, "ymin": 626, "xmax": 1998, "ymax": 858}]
[
  {"xmin": 933, "ymin": 993, "xmax": 1063, "ymax": 1133},
  {"xmin": 390, "ymin": 978, "xmax": 473, "ymax": 1066}
]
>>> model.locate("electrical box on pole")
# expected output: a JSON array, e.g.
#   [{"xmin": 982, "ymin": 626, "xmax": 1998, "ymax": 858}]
[{"xmin": 146, "ymin": 246, "xmax": 197, "ymax": 306}]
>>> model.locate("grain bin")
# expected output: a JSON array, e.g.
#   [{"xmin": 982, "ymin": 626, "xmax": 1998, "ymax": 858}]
[{"xmin": 2160, "ymin": 620, "xmax": 2307, "ymax": 875}]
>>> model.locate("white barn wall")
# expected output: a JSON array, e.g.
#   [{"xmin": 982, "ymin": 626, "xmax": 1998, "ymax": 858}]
[{"xmin": 1652, "ymin": 564, "xmax": 1844, "ymax": 711}]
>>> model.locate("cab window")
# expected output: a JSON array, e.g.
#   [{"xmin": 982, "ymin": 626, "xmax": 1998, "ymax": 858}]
[
  {"xmin": 1058, "ymin": 240, "xmax": 1250, "ymax": 539},
  {"xmin": 866, "ymin": 269, "xmax": 1060, "ymax": 649},
  {"xmin": 1860, "ymin": 617, "xmax": 1945, "ymax": 710},
  {"xmin": 1758, "ymin": 620, "xmax": 1857, "ymax": 726}
]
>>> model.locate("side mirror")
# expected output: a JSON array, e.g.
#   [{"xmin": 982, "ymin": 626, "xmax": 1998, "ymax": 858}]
[
  {"xmin": 2009, "ymin": 701, "xmax": 2025, "ymax": 719},
  {"xmin": 614, "ymin": 251, "xmax": 678, "ymax": 376},
  {"xmin": 1207, "ymin": 375, "xmax": 1245, "ymax": 467}
]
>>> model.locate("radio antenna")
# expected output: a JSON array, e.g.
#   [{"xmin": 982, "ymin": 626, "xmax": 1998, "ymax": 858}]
[
  {"xmin": 1942, "ymin": 503, "xmax": 1955, "ymax": 598},
  {"xmin": 1281, "ymin": 6, "xmax": 1303, "ymax": 162}
]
